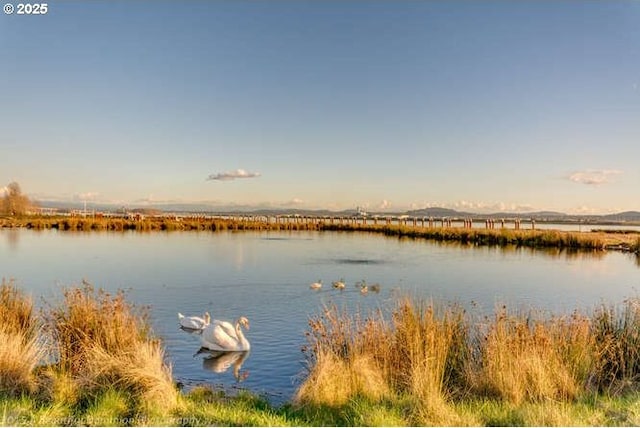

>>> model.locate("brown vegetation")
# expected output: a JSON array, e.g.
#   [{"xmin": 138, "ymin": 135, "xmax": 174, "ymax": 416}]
[
  {"xmin": 0, "ymin": 279, "xmax": 175, "ymax": 415},
  {"xmin": 2, "ymin": 214, "xmax": 639, "ymax": 254},
  {"xmin": 297, "ymin": 296, "xmax": 640, "ymax": 425},
  {"xmin": 0, "ymin": 279, "xmax": 42, "ymax": 396}
]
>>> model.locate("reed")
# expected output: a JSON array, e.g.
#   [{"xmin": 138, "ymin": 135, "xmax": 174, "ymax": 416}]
[
  {"xmin": 296, "ymin": 299, "xmax": 469, "ymax": 424},
  {"xmin": 297, "ymin": 296, "xmax": 640, "ymax": 424},
  {"xmin": 0, "ymin": 326, "xmax": 43, "ymax": 397},
  {"xmin": 471, "ymin": 307, "xmax": 593, "ymax": 404},
  {"xmin": 0, "ymin": 279, "xmax": 42, "ymax": 396},
  {"xmin": 296, "ymin": 304, "xmax": 392, "ymax": 406},
  {"xmin": 43, "ymin": 282, "xmax": 176, "ymax": 409},
  {"xmin": 591, "ymin": 299, "xmax": 640, "ymax": 394}
]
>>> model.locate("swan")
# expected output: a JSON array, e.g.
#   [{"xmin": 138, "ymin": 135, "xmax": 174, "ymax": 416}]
[
  {"xmin": 201, "ymin": 316, "xmax": 250, "ymax": 351},
  {"xmin": 310, "ymin": 280, "xmax": 322, "ymax": 290},
  {"xmin": 332, "ymin": 279, "xmax": 345, "ymax": 289},
  {"xmin": 178, "ymin": 312, "xmax": 210, "ymax": 330}
]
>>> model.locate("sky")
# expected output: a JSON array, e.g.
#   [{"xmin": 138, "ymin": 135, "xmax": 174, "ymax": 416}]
[{"xmin": 1, "ymin": 1, "xmax": 639, "ymax": 214}]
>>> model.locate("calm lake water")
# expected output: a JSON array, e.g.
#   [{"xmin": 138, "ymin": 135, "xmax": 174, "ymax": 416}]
[{"xmin": 1, "ymin": 228, "xmax": 639, "ymax": 402}]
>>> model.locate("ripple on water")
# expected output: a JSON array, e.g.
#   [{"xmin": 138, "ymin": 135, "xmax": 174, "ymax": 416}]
[{"xmin": 331, "ymin": 258, "xmax": 387, "ymax": 265}]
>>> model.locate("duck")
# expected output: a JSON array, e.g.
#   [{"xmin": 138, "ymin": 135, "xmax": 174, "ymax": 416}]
[
  {"xmin": 178, "ymin": 312, "xmax": 211, "ymax": 330},
  {"xmin": 370, "ymin": 283, "xmax": 381, "ymax": 293},
  {"xmin": 201, "ymin": 316, "xmax": 251, "ymax": 351},
  {"xmin": 310, "ymin": 280, "xmax": 322, "ymax": 290},
  {"xmin": 332, "ymin": 279, "xmax": 346, "ymax": 290}
]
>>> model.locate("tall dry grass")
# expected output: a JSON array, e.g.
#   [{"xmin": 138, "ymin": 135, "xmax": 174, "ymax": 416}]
[
  {"xmin": 297, "ymin": 296, "xmax": 640, "ymax": 423},
  {"xmin": 471, "ymin": 307, "xmax": 593, "ymax": 404},
  {"xmin": 0, "ymin": 279, "xmax": 43, "ymax": 396},
  {"xmin": 296, "ymin": 305, "xmax": 392, "ymax": 406},
  {"xmin": 296, "ymin": 299, "xmax": 469, "ymax": 424},
  {"xmin": 43, "ymin": 282, "xmax": 176, "ymax": 408},
  {"xmin": 591, "ymin": 299, "xmax": 640, "ymax": 394}
]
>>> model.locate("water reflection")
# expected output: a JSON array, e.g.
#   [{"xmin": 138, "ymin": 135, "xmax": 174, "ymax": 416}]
[
  {"xmin": 195, "ymin": 349, "xmax": 250, "ymax": 382},
  {"xmin": 5, "ymin": 229, "xmax": 19, "ymax": 251},
  {"xmin": 496, "ymin": 245, "xmax": 606, "ymax": 262}
]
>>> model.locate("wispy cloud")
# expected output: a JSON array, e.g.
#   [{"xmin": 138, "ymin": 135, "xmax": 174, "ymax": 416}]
[
  {"xmin": 207, "ymin": 169, "xmax": 261, "ymax": 181},
  {"xmin": 567, "ymin": 169, "xmax": 622, "ymax": 186}
]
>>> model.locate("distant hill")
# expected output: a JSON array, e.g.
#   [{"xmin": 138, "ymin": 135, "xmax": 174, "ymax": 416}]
[
  {"xmin": 407, "ymin": 207, "xmax": 473, "ymax": 217},
  {"xmin": 601, "ymin": 211, "xmax": 640, "ymax": 222},
  {"xmin": 32, "ymin": 200, "xmax": 640, "ymax": 224}
]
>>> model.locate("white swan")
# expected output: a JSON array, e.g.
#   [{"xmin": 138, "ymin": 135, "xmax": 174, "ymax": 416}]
[
  {"xmin": 201, "ymin": 316, "xmax": 250, "ymax": 351},
  {"xmin": 332, "ymin": 279, "xmax": 345, "ymax": 290},
  {"xmin": 310, "ymin": 280, "xmax": 322, "ymax": 290},
  {"xmin": 178, "ymin": 312, "xmax": 210, "ymax": 330}
]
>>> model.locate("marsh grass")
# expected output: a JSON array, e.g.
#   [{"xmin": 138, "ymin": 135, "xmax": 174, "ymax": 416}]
[
  {"xmin": 297, "ymin": 296, "xmax": 640, "ymax": 425},
  {"xmin": 591, "ymin": 299, "xmax": 640, "ymax": 393},
  {"xmin": 472, "ymin": 307, "xmax": 593, "ymax": 404},
  {"xmin": 297, "ymin": 299, "xmax": 470, "ymax": 424},
  {"xmin": 0, "ymin": 278, "xmax": 36, "ymax": 338},
  {"xmin": 5, "ymin": 215, "xmax": 638, "ymax": 253},
  {"xmin": 7, "ymin": 277, "xmax": 640, "ymax": 425},
  {"xmin": 43, "ymin": 282, "xmax": 177, "ymax": 410},
  {"xmin": 0, "ymin": 279, "xmax": 43, "ymax": 397}
]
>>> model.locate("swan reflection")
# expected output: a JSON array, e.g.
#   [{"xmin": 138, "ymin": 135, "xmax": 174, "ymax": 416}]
[{"xmin": 195, "ymin": 349, "xmax": 250, "ymax": 382}]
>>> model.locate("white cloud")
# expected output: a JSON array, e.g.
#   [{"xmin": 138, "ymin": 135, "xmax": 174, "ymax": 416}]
[
  {"xmin": 207, "ymin": 169, "xmax": 261, "ymax": 181},
  {"xmin": 568, "ymin": 169, "xmax": 622, "ymax": 186},
  {"xmin": 378, "ymin": 199, "xmax": 391, "ymax": 210},
  {"xmin": 73, "ymin": 192, "xmax": 99, "ymax": 201},
  {"xmin": 283, "ymin": 198, "xmax": 305, "ymax": 206}
]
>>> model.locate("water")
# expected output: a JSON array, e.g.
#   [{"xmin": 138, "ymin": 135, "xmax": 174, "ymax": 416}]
[{"xmin": 1, "ymin": 228, "xmax": 639, "ymax": 402}]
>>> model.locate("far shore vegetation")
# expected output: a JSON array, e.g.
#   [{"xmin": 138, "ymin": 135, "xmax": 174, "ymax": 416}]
[
  {"xmin": 2, "ymin": 213, "xmax": 639, "ymax": 255},
  {"xmin": 2, "ymin": 181, "xmax": 639, "ymax": 254},
  {"xmin": 4, "ymin": 278, "xmax": 640, "ymax": 426}
]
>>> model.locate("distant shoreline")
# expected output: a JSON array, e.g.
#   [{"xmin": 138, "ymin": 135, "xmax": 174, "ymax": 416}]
[{"xmin": 2, "ymin": 215, "xmax": 639, "ymax": 254}]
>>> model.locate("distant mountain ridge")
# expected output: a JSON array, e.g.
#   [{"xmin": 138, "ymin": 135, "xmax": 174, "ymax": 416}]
[{"xmin": 33, "ymin": 200, "xmax": 640, "ymax": 223}]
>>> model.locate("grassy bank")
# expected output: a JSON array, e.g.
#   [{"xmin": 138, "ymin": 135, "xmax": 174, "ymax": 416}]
[
  {"xmin": 2, "ymin": 214, "xmax": 639, "ymax": 254},
  {"xmin": 296, "ymin": 298, "xmax": 640, "ymax": 426},
  {"xmin": 4, "ymin": 278, "xmax": 640, "ymax": 426}
]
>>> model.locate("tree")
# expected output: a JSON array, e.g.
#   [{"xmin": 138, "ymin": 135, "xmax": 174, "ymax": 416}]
[{"xmin": 1, "ymin": 182, "xmax": 35, "ymax": 216}]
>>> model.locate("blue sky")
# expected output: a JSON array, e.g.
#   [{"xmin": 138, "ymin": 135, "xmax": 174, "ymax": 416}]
[{"xmin": 1, "ymin": 1, "xmax": 638, "ymax": 213}]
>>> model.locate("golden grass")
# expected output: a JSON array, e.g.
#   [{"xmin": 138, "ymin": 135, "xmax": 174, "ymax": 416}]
[
  {"xmin": 296, "ymin": 299, "xmax": 470, "ymax": 424},
  {"xmin": 0, "ymin": 326, "xmax": 44, "ymax": 397},
  {"xmin": 296, "ymin": 305, "xmax": 391, "ymax": 406},
  {"xmin": 472, "ymin": 307, "xmax": 593, "ymax": 404},
  {"xmin": 0, "ymin": 279, "xmax": 42, "ymax": 397},
  {"xmin": 0, "ymin": 278, "xmax": 36, "ymax": 338},
  {"xmin": 43, "ymin": 282, "xmax": 177, "ymax": 409},
  {"xmin": 297, "ymin": 296, "xmax": 640, "ymax": 425}
]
